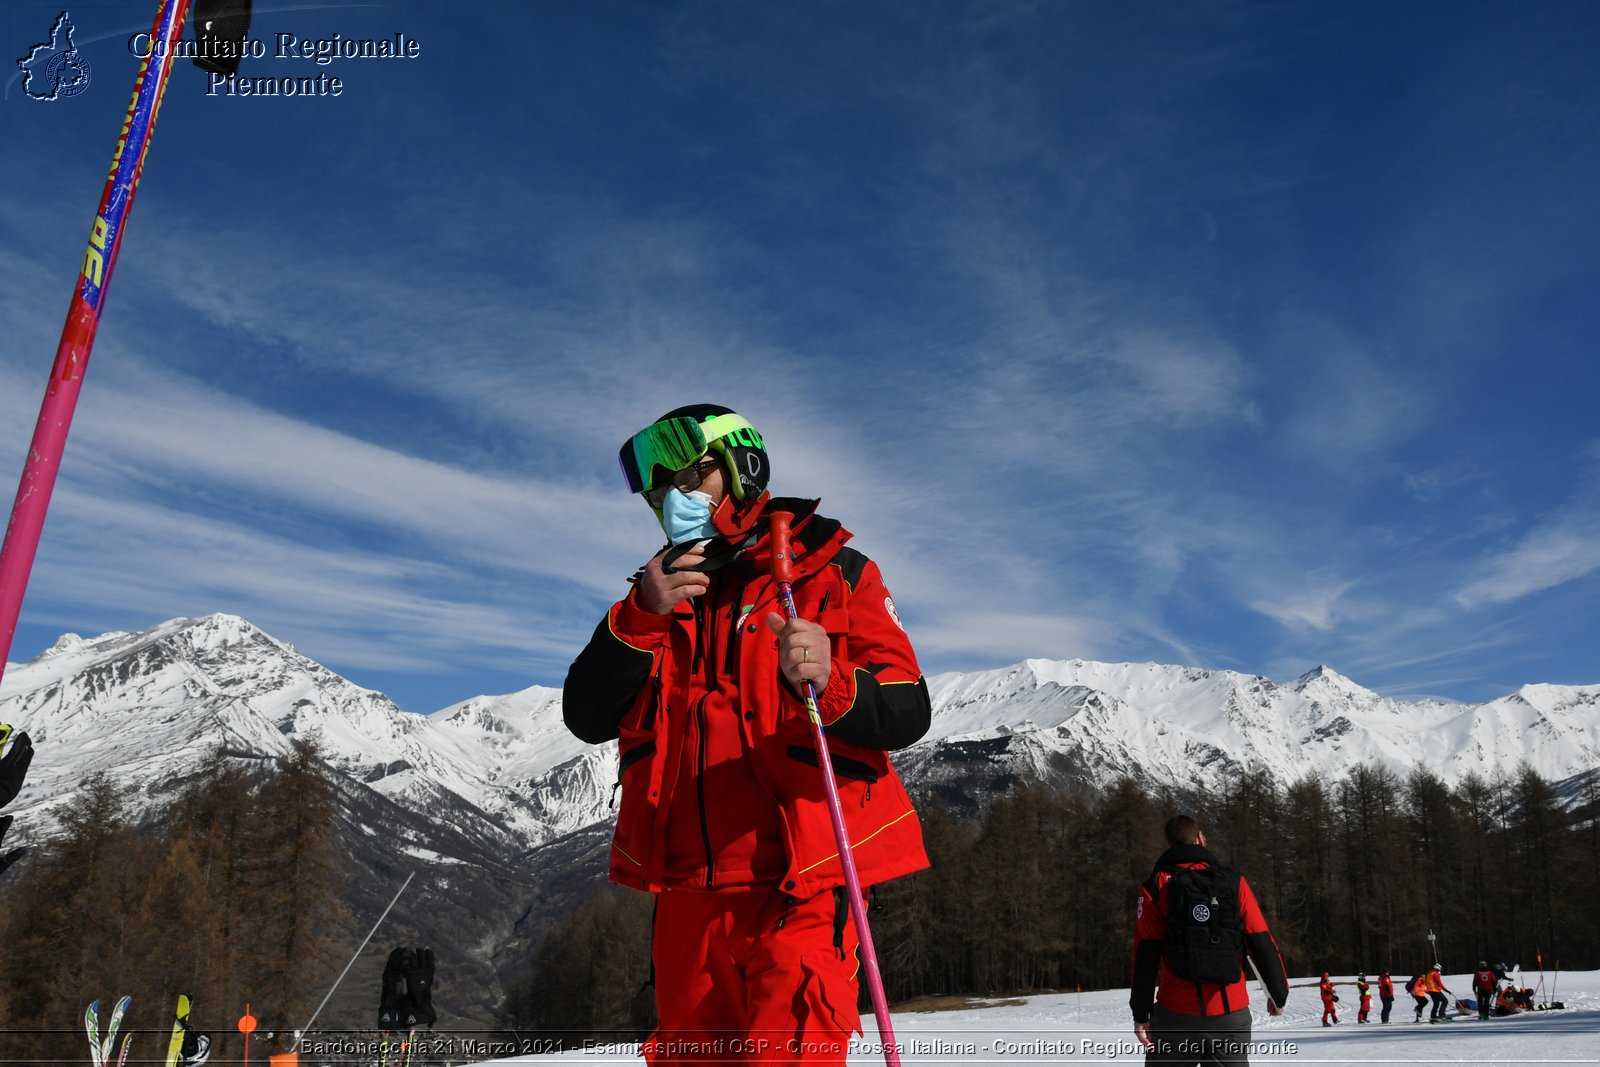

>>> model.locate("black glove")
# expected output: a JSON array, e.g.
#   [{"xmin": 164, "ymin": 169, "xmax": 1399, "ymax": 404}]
[
  {"xmin": 0, "ymin": 732, "xmax": 33, "ymax": 808},
  {"xmin": 179, "ymin": 1030, "xmax": 212, "ymax": 1066},
  {"xmin": 403, "ymin": 946, "xmax": 437, "ymax": 1028},
  {"xmin": 378, "ymin": 947, "xmax": 415, "ymax": 1029},
  {"xmin": 0, "ymin": 814, "xmax": 24, "ymax": 878}
]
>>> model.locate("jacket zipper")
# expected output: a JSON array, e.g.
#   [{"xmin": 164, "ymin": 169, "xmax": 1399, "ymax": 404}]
[
  {"xmin": 723, "ymin": 586, "xmax": 745, "ymax": 677},
  {"xmin": 695, "ymin": 692, "xmax": 714, "ymax": 888},
  {"xmin": 690, "ymin": 598, "xmax": 705, "ymax": 675}
]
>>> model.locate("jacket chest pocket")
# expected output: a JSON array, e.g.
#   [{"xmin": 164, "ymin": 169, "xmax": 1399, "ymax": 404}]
[
  {"xmin": 785, "ymin": 743, "xmax": 879, "ymax": 784},
  {"xmin": 790, "ymin": 584, "xmax": 846, "ymax": 631}
]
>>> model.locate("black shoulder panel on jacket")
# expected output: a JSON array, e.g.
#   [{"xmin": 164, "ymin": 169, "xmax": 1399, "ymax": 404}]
[
  {"xmin": 829, "ymin": 546, "xmax": 869, "ymax": 591},
  {"xmin": 563, "ymin": 613, "xmax": 654, "ymax": 744}
]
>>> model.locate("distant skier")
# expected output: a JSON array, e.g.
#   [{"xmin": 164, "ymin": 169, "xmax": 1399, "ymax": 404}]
[
  {"xmin": 563, "ymin": 404, "xmax": 931, "ymax": 1066},
  {"xmin": 1471, "ymin": 960, "xmax": 1498, "ymax": 1021},
  {"xmin": 1424, "ymin": 966, "xmax": 1452, "ymax": 1021},
  {"xmin": 1493, "ymin": 985, "xmax": 1522, "ymax": 1016},
  {"xmin": 1407, "ymin": 972, "xmax": 1429, "ymax": 1021},
  {"xmin": 1356, "ymin": 973, "xmax": 1371, "ymax": 1023},
  {"xmin": 1129, "ymin": 814, "xmax": 1289, "ymax": 1067},
  {"xmin": 1377, "ymin": 971, "xmax": 1395, "ymax": 1023},
  {"xmin": 1319, "ymin": 973, "xmax": 1339, "ymax": 1026}
]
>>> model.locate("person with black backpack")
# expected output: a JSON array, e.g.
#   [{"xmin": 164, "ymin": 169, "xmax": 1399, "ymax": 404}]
[
  {"xmin": 1405, "ymin": 972, "xmax": 1429, "ymax": 1021},
  {"xmin": 1131, "ymin": 815, "xmax": 1290, "ymax": 1066}
]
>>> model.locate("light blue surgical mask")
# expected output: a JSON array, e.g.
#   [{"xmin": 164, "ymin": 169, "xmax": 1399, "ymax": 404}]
[{"xmin": 661, "ymin": 488, "xmax": 716, "ymax": 544}]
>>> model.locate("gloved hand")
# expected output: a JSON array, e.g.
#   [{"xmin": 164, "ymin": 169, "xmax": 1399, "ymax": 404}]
[
  {"xmin": 0, "ymin": 732, "xmax": 33, "ymax": 808},
  {"xmin": 378, "ymin": 946, "xmax": 415, "ymax": 1029},
  {"xmin": 0, "ymin": 814, "xmax": 25, "ymax": 877},
  {"xmin": 402, "ymin": 946, "xmax": 437, "ymax": 1028},
  {"xmin": 179, "ymin": 1029, "xmax": 212, "ymax": 1066}
]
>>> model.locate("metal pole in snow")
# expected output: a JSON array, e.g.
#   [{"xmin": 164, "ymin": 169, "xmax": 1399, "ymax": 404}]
[{"xmin": 297, "ymin": 871, "xmax": 415, "ymax": 1040}]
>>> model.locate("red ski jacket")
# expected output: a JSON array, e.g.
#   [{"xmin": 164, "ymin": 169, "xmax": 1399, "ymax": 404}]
[
  {"xmin": 1379, "ymin": 974, "xmax": 1395, "ymax": 998},
  {"xmin": 564, "ymin": 498, "xmax": 931, "ymax": 898},
  {"xmin": 1129, "ymin": 846, "xmax": 1290, "ymax": 1021}
]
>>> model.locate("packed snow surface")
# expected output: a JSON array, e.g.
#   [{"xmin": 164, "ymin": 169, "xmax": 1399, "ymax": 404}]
[{"xmin": 467, "ymin": 970, "xmax": 1598, "ymax": 1067}]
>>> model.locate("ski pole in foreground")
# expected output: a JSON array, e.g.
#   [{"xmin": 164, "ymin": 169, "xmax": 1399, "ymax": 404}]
[
  {"xmin": 768, "ymin": 511, "xmax": 902, "ymax": 1067},
  {"xmin": 0, "ymin": 0, "xmax": 251, "ymax": 688}
]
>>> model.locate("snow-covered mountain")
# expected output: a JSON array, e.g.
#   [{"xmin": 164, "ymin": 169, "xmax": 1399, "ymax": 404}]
[
  {"xmin": 2, "ymin": 614, "xmax": 1598, "ymax": 847},
  {"xmin": 911, "ymin": 659, "xmax": 1600, "ymax": 804},
  {"xmin": 0, "ymin": 615, "xmax": 606, "ymax": 850}
]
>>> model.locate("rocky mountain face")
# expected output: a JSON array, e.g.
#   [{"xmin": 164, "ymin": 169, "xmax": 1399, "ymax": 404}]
[{"xmin": 4, "ymin": 614, "xmax": 1597, "ymax": 1024}]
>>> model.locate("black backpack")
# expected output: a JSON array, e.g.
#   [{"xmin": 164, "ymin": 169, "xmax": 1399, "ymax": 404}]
[{"xmin": 1161, "ymin": 864, "xmax": 1245, "ymax": 984}]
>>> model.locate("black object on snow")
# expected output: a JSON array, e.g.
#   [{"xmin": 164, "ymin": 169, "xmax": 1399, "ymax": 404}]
[{"xmin": 378, "ymin": 946, "xmax": 438, "ymax": 1030}]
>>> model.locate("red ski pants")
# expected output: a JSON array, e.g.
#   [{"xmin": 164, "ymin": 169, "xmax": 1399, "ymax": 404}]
[{"xmin": 645, "ymin": 887, "xmax": 862, "ymax": 1067}]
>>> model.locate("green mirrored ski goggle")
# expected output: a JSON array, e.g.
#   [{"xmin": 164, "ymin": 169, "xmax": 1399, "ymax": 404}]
[{"xmin": 619, "ymin": 412, "xmax": 755, "ymax": 495}]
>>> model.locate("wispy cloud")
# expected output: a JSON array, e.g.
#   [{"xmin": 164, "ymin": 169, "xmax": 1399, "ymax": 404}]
[
  {"xmin": 1455, "ymin": 517, "xmax": 1600, "ymax": 609},
  {"xmin": 1249, "ymin": 578, "xmax": 1354, "ymax": 633},
  {"xmin": 4, "ymin": 2, "xmax": 1598, "ymax": 709},
  {"xmin": 1454, "ymin": 443, "xmax": 1600, "ymax": 609}
]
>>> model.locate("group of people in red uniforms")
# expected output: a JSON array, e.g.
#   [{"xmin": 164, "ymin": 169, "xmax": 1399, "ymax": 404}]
[{"xmin": 1317, "ymin": 970, "xmax": 1400, "ymax": 1025}]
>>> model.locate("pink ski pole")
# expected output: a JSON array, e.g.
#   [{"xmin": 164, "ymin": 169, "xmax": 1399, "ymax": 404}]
[
  {"xmin": 769, "ymin": 511, "xmax": 903, "ymax": 1067},
  {"xmin": 0, "ymin": 0, "xmax": 202, "ymax": 686}
]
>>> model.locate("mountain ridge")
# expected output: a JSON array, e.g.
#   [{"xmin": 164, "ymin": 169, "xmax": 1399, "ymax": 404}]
[
  {"xmin": 5, "ymin": 612, "xmax": 1596, "ymax": 844},
  {"xmin": 4, "ymin": 612, "xmax": 1596, "ymax": 1026}
]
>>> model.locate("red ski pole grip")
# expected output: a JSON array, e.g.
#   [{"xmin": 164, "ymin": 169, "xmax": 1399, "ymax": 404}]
[{"xmin": 769, "ymin": 511, "xmax": 796, "ymax": 585}]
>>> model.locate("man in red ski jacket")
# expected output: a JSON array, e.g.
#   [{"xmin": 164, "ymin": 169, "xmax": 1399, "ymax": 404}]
[
  {"xmin": 1378, "ymin": 971, "xmax": 1396, "ymax": 1023},
  {"xmin": 564, "ymin": 404, "xmax": 931, "ymax": 1066},
  {"xmin": 1471, "ymin": 960, "xmax": 1498, "ymax": 1021},
  {"xmin": 1130, "ymin": 815, "xmax": 1289, "ymax": 1067}
]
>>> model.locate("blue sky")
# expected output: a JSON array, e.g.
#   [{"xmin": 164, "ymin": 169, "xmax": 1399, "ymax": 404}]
[{"xmin": 2, "ymin": 1, "xmax": 1597, "ymax": 712}]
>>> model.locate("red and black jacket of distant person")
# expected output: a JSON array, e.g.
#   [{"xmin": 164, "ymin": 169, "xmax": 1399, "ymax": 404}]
[{"xmin": 1129, "ymin": 842, "xmax": 1290, "ymax": 1021}]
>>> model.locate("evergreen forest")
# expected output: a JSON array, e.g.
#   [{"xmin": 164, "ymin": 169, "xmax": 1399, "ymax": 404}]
[
  {"xmin": 512, "ymin": 763, "xmax": 1600, "ymax": 1044},
  {"xmin": 0, "ymin": 740, "xmax": 344, "ymax": 1064},
  {"xmin": 3, "ymin": 750, "xmax": 1596, "ymax": 1060}
]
